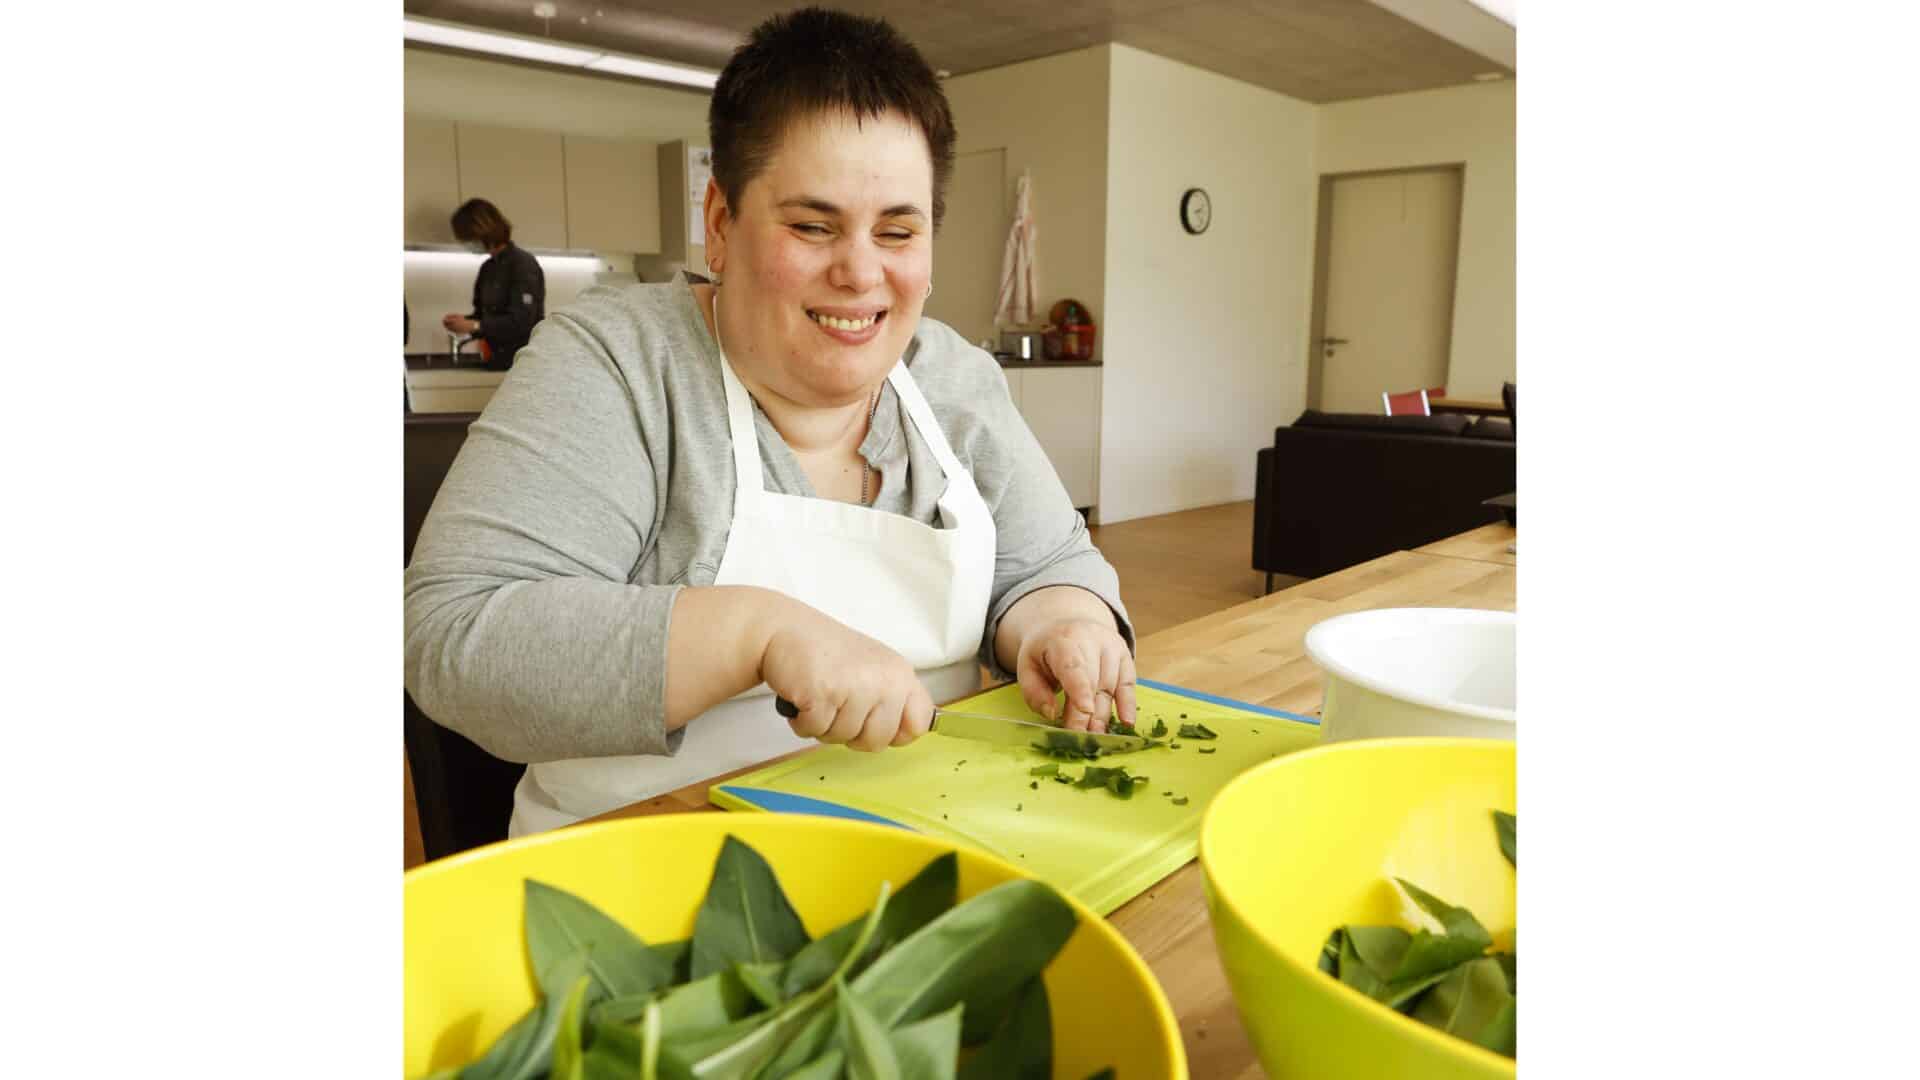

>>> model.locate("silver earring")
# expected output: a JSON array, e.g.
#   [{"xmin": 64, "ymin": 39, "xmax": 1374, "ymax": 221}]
[{"xmin": 925, "ymin": 280, "xmax": 933, "ymax": 300}]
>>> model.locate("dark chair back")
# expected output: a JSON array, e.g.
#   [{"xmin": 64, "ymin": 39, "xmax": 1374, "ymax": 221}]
[
  {"xmin": 1501, "ymin": 381, "xmax": 1516, "ymax": 434},
  {"xmin": 404, "ymin": 412, "xmax": 525, "ymax": 861}
]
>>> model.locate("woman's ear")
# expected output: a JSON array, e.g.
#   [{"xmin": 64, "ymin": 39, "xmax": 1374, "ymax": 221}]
[{"xmin": 701, "ymin": 177, "xmax": 729, "ymax": 278}]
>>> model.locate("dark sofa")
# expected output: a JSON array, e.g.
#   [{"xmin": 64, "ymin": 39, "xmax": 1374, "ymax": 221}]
[{"xmin": 1253, "ymin": 408, "xmax": 1515, "ymax": 586}]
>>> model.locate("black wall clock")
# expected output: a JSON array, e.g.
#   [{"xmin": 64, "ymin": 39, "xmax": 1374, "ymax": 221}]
[{"xmin": 1180, "ymin": 188, "xmax": 1211, "ymax": 235}]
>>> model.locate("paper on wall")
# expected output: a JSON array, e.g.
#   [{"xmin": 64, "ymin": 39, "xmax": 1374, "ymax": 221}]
[{"xmin": 688, "ymin": 145, "xmax": 712, "ymax": 247}]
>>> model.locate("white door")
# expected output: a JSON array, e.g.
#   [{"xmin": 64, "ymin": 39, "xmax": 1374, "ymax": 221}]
[
  {"xmin": 925, "ymin": 148, "xmax": 1005, "ymax": 348},
  {"xmin": 1314, "ymin": 169, "xmax": 1461, "ymax": 414}
]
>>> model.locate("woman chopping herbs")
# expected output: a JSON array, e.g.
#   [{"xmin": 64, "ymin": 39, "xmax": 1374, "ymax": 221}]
[{"xmin": 403, "ymin": 7, "xmax": 1138, "ymax": 837}]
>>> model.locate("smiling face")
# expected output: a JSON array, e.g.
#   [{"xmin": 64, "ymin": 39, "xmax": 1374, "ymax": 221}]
[{"xmin": 704, "ymin": 109, "xmax": 935, "ymax": 409}]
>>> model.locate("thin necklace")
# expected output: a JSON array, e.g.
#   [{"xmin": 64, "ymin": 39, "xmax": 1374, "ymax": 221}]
[
  {"xmin": 713, "ymin": 288, "xmax": 882, "ymax": 507},
  {"xmin": 859, "ymin": 387, "xmax": 880, "ymax": 506}
]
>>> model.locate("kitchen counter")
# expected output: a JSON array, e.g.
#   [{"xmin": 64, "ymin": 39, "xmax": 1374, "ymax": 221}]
[
  {"xmin": 585, "ymin": 526, "xmax": 1516, "ymax": 1078},
  {"xmin": 405, "ymin": 352, "xmax": 492, "ymax": 371}
]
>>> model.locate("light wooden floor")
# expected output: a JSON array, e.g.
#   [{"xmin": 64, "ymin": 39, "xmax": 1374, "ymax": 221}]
[
  {"xmin": 403, "ymin": 500, "xmax": 1287, "ymax": 869},
  {"xmin": 1089, "ymin": 500, "xmax": 1300, "ymax": 639}
]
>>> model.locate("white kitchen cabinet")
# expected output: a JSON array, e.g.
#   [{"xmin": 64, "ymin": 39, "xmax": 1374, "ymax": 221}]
[
  {"xmin": 1013, "ymin": 366, "xmax": 1101, "ymax": 511},
  {"xmin": 564, "ymin": 135, "xmax": 660, "ymax": 254},
  {"xmin": 455, "ymin": 123, "xmax": 568, "ymax": 250},
  {"xmin": 403, "ymin": 115, "xmax": 460, "ymax": 244}
]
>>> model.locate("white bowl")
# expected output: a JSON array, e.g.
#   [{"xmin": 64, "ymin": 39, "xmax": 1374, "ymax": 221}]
[{"xmin": 1303, "ymin": 607, "xmax": 1515, "ymax": 743}]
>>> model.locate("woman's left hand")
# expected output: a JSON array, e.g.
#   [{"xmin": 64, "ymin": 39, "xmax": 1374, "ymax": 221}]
[{"xmin": 1014, "ymin": 616, "xmax": 1138, "ymax": 734}]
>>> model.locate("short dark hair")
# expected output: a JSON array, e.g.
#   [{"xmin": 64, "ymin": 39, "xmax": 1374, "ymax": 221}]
[
  {"xmin": 709, "ymin": 7, "xmax": 957, "ymax": 230},
  {"xmin": 451, "ymin": 198, "xmax": 512, "ymax": 248}
]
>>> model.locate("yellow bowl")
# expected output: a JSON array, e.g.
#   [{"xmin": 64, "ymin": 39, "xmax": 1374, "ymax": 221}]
[
  {"xmin": 405, "ymin": 813, "xmax": 1188, "ymax": 1079},
  {"xmin": 1200, "ymin": 738, "xmax": 1516, "ymax": 1079}
]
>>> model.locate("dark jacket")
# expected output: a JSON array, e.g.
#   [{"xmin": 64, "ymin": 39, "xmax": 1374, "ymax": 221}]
[{"xmin": 468, "ymin": 244, "xmax": 545, "ymax": 371}]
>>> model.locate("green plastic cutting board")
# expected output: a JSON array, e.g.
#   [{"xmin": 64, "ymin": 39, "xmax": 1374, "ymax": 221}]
[{"xmin": 711, "ymin": 679, "xmax": 1321, "ymax": 915}]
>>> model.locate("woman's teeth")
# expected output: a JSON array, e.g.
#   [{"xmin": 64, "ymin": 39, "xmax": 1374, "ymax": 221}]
[{"xmin": 809, "ymin": 311, "xmax": 881, "ymax": 332}]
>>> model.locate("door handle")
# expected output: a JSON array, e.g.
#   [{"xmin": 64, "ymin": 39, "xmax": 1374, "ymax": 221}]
[{"xmin": 1321, "ymin": 336, "xmax": 1349, "ymax": 345}]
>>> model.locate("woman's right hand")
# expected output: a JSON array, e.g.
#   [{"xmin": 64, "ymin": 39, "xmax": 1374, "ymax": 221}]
[{"xmin": 760, "ymin": 607, "xmax": 934, "ymax": 752}]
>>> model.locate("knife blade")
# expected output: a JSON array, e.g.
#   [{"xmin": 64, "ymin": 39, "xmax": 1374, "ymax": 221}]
[{"xmin": 773, "ymin": 697, "xmax": 1153, "ymax": 755}]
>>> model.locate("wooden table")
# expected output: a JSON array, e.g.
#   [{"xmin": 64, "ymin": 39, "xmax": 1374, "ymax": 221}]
[
  {"xmin": 1428, "ymin": 395, "xmax": 1506, "ymax": 418},
  {"xmin": 587, "ymin": 529, "xmax": 1516, "ymax": 1078},
  {"xmin": 1415, "ymin": 522, "xmax": 1517, "ymax": 567}
]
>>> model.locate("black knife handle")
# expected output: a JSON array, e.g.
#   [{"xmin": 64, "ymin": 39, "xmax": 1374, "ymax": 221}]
[{"xmin": 775, "ymin": 696, "xmax": 799, "ymax": 719}]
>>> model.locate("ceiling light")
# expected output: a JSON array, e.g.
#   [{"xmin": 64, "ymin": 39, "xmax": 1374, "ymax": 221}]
[
  {"xmin": 583, "ymin": 53, "xmax": 720, "ymax": 88},
  {"xmin": 403, "ymin": 16, "xmax": 720, "ymax": 90},
  {"xmin": 403, "ymin": 17, "xmax": 599, "ymax": 66}
]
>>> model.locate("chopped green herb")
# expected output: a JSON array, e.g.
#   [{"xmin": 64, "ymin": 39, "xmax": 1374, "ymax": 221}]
[
  {"xmin": 1029, "ymin": 763, "xmax": 1060, "ymax": 777},
  {"xmin": 1171, "ymin": 796, "xmax": 1190, "ymax": 806},
  {"xmin": 1177, "ymin": 723, "xmax": 1218, "ymax": 740},
  {"xmin": 1198, "ymin": 748, "xmax": 1217, "ymax": 755},
  {"xmin": 1015, "ymin": 804, "xmax": 1023, "ymax": 812},
  {"xmin": 1029, "ymin": 781, "xmax": 1038, "ymax": 790},
  {"xmin": 1149, "ymin": 717, "xmax": 1169, "ymax": 738},
  {"xmin": 1493, "ymin": 810, "xmax": 1516, "ymax": 867}
]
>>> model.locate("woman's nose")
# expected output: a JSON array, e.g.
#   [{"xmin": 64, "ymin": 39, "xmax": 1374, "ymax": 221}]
[{"xmin": 828, "ymin": 238, "xmax": 885, "ymax": 293}]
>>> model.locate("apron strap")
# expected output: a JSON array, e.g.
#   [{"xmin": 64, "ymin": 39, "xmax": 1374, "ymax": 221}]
[
  {"xmin": 714, "ymin": 293, "xmax": 766, "ymax": 519},
  {"xmin": 887, "ymin": 362, "xmax": 973, "ymax": 487}
]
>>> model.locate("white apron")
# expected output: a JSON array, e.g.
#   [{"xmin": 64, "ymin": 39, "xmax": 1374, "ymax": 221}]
[{"xmin": 509, "ymin": 325, "xmax": 997, "ymax": 836}]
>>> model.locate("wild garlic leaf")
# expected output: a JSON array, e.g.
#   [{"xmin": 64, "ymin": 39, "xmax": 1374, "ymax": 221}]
[
  {"xmin": 733, "ymin": 962, "xmax": 785, "ymax": 1010},
  {"xmin": 525, "ymin": 880, "xmax": 676, "ymax": 999},
  {"xmin": 1394, "ymin": 879, "xmax": 1493, "ymax": 952},
  {"xmin": 641, "ymin": 1000, "xmax": 663, "ymax": 1080},
  {"xmin": 580, "ymin": 1018, "xmax": 645, "ymax": 1076},
  {"xmin": 1392, "ymin": 930, "xmax": 1491, "ymax": 985},
  {"xmin": 1493, "ymin": 811, "xmax": 1516, "ymax": 867},
  {"xmin": 460, "ymin": 950, "xmax": 591, "ymax": 1080},
  {"xmin": 782, "ymin": 1048, "xmax": 848, "ymax": 1080},
  {"xmin": 592, "ymin": 968, "xmax": 754, "ymax": 1033},
  {"xmin": 853, "ymin": 880, "xmax": 1077, "ymax": 1030},
  {"xmin": 957, "ymin": 975, "xmax": 1051, "ymax": 1080},
  {"xmin": 1411, "ymin": 957, "xmax": 1512, "ymax": 1042},
  {"xmin": 753, "ymin": 1006, "xmax": 838, "ymax": 1078},
  {"xmin": 837, "ymin": 978, "xmax": 904, "ymax": 1080},
  {"xmin": 666, "ymin": 881, "xmax": 893, "ymax": 1080},
  {"xmin": 1336, "ymin": 932, "xmax": 1387, "ymax": 999},
  {"xmin": 1495, "ymin": 950, "xmax": 1516, "ymax": 994},
  {"xmin": 650, "ymin": 939, "xmax": 693, "ymax": 984},
  {"xmin": 1318, "ymin": 928, "xmax": 1345, "ymax": 976},
  {"xmin": 1472, "ymin": 999, "xmax": 1517, "ymax": 1058},
  {"xmin": 1343, "ymin": 925, "xmax": 1412, "ymax": 980},
  {"xmin": 690, "ymin": 836, "xmax": 813, "ymax": 980},
  {"xmin": 890, "ymin": 1003, "xmax": 963, "ymax": 1080},
  {"xmin": 781, "ymin": 853, "xmax": 958, "ymax": 998},
  {"xmin": 550, "ymin": 973, "xmax": 594, "ymax": 1080}
]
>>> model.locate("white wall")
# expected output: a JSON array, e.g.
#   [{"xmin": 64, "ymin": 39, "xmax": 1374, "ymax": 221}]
[
  {"xmin": 1099, "ymin": 45, "xmax": 1319, "ymax": 524},
  {"xmin": 942, "ymin": 47, "xmax": 1111, "ymax": 358},
  {"xmin": 1317, "ymin": 80, "xmax": 1515, "ymax": 399}
]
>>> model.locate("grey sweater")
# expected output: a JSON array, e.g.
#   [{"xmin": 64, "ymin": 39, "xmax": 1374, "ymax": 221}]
[{"xmin": 403, "ymin": 278, "xmax": 1132, "ymax": 765}]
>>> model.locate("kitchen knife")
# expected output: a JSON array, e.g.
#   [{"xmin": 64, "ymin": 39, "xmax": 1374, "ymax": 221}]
[{"xmin": 773, "ymin": 697, "xmax": 1153, "ymax": 755}]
